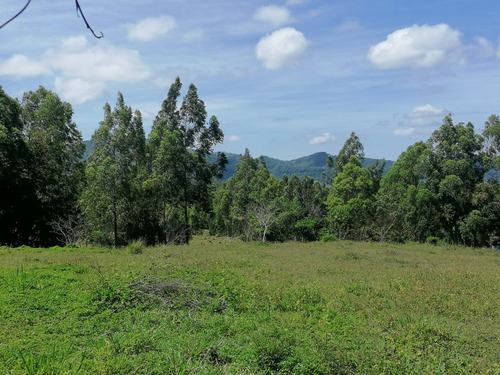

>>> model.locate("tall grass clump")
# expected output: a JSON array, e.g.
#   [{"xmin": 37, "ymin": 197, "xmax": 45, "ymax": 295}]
[{"xmin": 127, "ymin": 239, "xmax": 145, "ymax": 254}]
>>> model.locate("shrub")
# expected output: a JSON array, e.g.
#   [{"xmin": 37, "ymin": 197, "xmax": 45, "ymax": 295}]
[
  {"xmin": 321, "ymin": 234, "xmax": 337, "ymax": 242},
  {"xmin": 127, "ymin": 239, "xmax": 144, "ymax": 254},
  {"xmin": 426, "ymin": 236, "xmax": 440, "ymax": 246}
]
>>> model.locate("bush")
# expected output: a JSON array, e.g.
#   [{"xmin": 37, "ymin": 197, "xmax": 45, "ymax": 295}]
[
  {"xmin": 320, "ymin": 234, "xmax": 337, "ymax": 242},
  {"xmin": 426, "ymin": 236, "xmax": 440, "ymax": 246},
  {"xmin": 127, "ymin": 239, "xmax": 144, "ymax": 254}
]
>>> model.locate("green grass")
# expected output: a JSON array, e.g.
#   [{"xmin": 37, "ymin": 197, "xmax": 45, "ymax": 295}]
[{"xmin": 1, "ymin": 239, "xmax": 500, "ymax": 374}]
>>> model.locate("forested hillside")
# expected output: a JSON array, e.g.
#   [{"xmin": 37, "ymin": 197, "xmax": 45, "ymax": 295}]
[
  {"xmin": 85, "ymin": 142, "xmax": 393, "ymax": 181},
  {"xmin": 2, "ymin": 80, "xmax": 500, "ymax": 248}
]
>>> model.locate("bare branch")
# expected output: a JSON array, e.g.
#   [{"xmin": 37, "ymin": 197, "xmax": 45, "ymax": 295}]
[
  {"xmin": 49, "ymin": 215, "xmax": 82, "ymax": 245},
  {"xmin": 0, "ymin": 0, "xmax": 103, "ymax": 39},
  {"xmin": 0, "ymin": 0, "xmax": 31, "ymax": 29},
  {"xmin": 75, "ymin": 0, "xmax": 103, "ymax": 39}
]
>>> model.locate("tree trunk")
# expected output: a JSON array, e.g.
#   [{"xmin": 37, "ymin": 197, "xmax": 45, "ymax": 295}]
[{"xmin": 113, "ymin": 201, "xmax": 118, "ymax": 247}]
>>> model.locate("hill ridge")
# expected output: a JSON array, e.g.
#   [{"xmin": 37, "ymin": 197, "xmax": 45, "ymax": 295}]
[{"xmin": 83, "ymin": 141, "xmax": 393, "ymax": 181}]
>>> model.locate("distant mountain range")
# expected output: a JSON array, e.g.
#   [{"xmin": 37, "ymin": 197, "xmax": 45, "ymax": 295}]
[
  {"xmin": 214, "ymin": 152, "xmax": 393, "ymax": 181},
  {"xmin": 83, "ymin": 141, "xmax": 393, "ymax": 182}
]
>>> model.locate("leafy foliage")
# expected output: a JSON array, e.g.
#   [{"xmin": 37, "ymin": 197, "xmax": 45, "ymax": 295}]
[
  {"xmin": 80, "ymin": 92, "xmax": 146, "ymax": 246},
  {"xmin": 335, "ymin": 131, "xmax": 365, "ymax": 175},
  {"xmin": 146, "ymin": 77, "xmax": 226, "ymax": 244},
  {"xmin": 0, "ymin": 87, "xmax": 36, "ymax": 246},
  {"xmin": 2, "ymin": 81, "xmax": 500, "ymax": 248},
  {"xmin": 0, "ymin": 86, "xmax": 84, "ymax": 246}
]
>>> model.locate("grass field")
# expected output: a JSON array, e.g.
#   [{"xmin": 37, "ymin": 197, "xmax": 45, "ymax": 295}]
[{"xmin": 1, "ymin": 238, "xmax": 500, "ymax": 374}]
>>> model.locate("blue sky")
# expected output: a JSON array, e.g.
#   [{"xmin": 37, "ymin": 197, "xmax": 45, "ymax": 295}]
[{"xmin": 2, "ymin": 0, "xmax": 500, "ymax": 160}]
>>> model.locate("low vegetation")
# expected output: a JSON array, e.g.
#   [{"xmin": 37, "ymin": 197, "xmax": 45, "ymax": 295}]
[{"xmin": 1, "ymin": 238, "xmax": 499, "ymax": 374}]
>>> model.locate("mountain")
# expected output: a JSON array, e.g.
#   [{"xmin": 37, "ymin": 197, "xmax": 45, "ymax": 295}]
[
  {"xmin": 83, "ymin": 141, "xmax": 393, "ymax": 182},
  {"xmin": 83, "ymin": 140, "xmax": 94, "ymax": 160},
  {"xmin": 209, "ymin": 151, "xmax": 393, "ymax": 181}
]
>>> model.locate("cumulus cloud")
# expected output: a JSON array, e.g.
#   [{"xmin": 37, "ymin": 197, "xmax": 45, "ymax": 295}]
[
  {"xmin": 395, "ymin": 104, "xmax": 446, "ymax": 136},
  {"xmin": 253, "ymin": 5, "xmax": 294, "ymax": 28},
  {"xmin": 393, "ymin": 128, "xmax": 415, "ymax": 137},
  {"xmin": 60, "ymin": 35, "xmax": 88, "ymax": 50},
  {"xmin": 308, "ymin": 133, "xmax": 336, "ymax": 145},
  {"xmin": 256, "ymin": 27, "xmax": 308, "ymax": 70},
  {"xmin": 367, "ymin": 24, "xmax": 463, "ymax": 69},
  {"xmin": 1, "ymin": 36, "xmax": 152, "ymax": 104},
  {"xmin": 54, "ymin": 77, "xmax": 106, "ymax": 104},
  {"xmin": 46, "ymin": 36, "xmax": 151, "ymax": 82},
  {"xmin": 405, "ymin": 104, "xmax": 447, "ymax": 119},
  {"xmin": 0, "ymin": 54, "xmax": 51, "ymax": 77},
  {"xmin": 127, "ymin": 16, "xmax": 177, "ymax": 42},
  {"xmin": 474, "ymin": 37, "xmax": 494, "ymax": 57}
]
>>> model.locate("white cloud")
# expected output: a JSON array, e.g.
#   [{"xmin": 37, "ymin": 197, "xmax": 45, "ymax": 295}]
[
  {"xmin": 127, "ymin": 16, "xmax": 177, "ymax": 42},
  {"xmin": 254, "ymin": 6, "xmax": 294, "ymax": 28},
  {"xmin": 367, "ymin": 24, "xmax": 463, "ymax": 69},
  {"xmin": 46, "ymin": 36, "xmax": 151, "ymax": 82},
  {"xmin": 396, "ymin": 104, "xmax": 447, "ymax": 131},
  {"xmin": 405, "ymin": 104, "xmax": 446, "ymax": 119},
  {"xmin": 474, "ymin": 37, "xmax": 494, "ymax": 57},
  {"xmin": 1, "ymin": 36, "xmax": 152, "ymax": 103},
  {"xmin": 228, "ymin": 135, "xmax": 242, "ymax": 142},
  {"xmin": 256, "ymin": 27, "xmax": 308, "ymax": 70},
  {"xmin": 60, "ymin": 35, "xmax": 88, "ymax": 51},
  {"xmin": 308, "ymin": 133, "xmax": 336, "ymax": 145},
  {"xmin": 0, "ymin": 54, "xmax": 51, "ymax": 77},
  {"xmin": 153, "ymin": 75, "xmax": 176, "ymax": 88},
  {"xmin": 54, "ymin": 77, "xmax": 106, "ymax": 104},
  {"xmin": 393, "ymin": 128, "xmax": 415, "ymax": 137}
]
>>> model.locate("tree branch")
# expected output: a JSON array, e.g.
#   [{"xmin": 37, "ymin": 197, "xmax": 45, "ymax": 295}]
[
  {"xmin": 0, "ymin": 0, "xmax": 31, "ymax": 29},
  {"xmin": 75, "ymin": 0, "xmax": 103, "ymax": 39},
  {"xmin": 1, "ymin": 0, "xmax": 103, "ymax": 39}
]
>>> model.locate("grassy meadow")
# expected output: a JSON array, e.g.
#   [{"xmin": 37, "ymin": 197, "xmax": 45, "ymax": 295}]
[{"xmin": 1, "ymin": 238, "xmax": 500, "ymax": 374}]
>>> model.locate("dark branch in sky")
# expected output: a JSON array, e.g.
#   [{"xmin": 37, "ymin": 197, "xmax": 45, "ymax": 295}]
[
  {"xmin": 0, "ymin": 0, "xmax": 31, "ymax": 29},
  {"xmin": 0, "ymin": 0, "xmax": 103, "ymax": 39},
  {"xmin": 75, "ymin": 0, "xmax": 103, "ymax": 39}
]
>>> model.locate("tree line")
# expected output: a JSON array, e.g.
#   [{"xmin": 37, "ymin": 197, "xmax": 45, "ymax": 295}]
[
  {"xmin": 2, "ymin": 80, "xmax": 500, "ymax": 247},
  {"xmin": 0, "ymin": 78, "xmax": 226, "ymax": 247}
]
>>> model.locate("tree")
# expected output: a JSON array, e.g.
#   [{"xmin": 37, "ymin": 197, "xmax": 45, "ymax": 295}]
[
  {"xmin": 376, "ymin": 116, "xmax": 489, "ymax": 245},
  {"xmin": 147, "ymin": 77, "xmax": 226, "ymax": 244},
  {"xmin": 21, "ymin": 87, "xmax": 85, "ymax": 246},
  {"xmin": 250, "ymin": 201, "xmax": 282, "ymax": 242},
  {"xmin": 376, "ymin": 142, "xmax": 438, "ymax": 242},
  {"xmin": 335, "ymin": 132, "xmax": 364, "ymax": 175},
  {"xmin": 290, "ymin": 176, "xmax": 328, "ymax": 241},
  {"xmin": 327, "ymin": 156, "xmax": 375, "ymax": 240},
  {"xmin": 464, "ymin": 180, "xmax": 500, "ymax": 247},
  {"xmin": 81, "ymin": 93, "xmax": 146, "ymax": 246},
  {"xmin": 212, "ymin": 150, "xmax": 304, "ymax": 242},
  {"xmin": 483, "ymin": 114, "xmax": 500, "ymax": 175},
  {"xmin": 483, "ymin": 114, "xmax": 500, "ymax": 155},
  {"xmin": 322, "ymin": 154, "xmax": 334, "ymax": 185},
  {"xmin": 212, "ymin": 149, "xmax": 259, "ymax": 240},
  {"xmin": 427, "ymin": 116, "xmax": 487, "ymax": 243},
  {"xmin": 0, "ymin": 86, "xmax": 36, "ymax": 246}
]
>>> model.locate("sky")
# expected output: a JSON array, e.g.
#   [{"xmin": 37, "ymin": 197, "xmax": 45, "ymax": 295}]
[{"xmin": 2, "ymin": 0, "xmax": 500, "ymax": 161}]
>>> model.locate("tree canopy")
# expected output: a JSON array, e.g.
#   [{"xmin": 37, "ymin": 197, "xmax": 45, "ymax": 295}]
[{"xmin": 1, "ymin": 82, "xmax": 499, "ymax": 248}]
